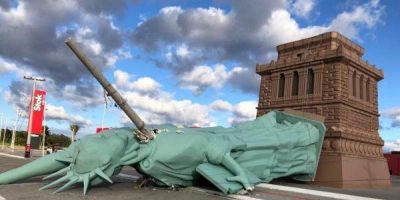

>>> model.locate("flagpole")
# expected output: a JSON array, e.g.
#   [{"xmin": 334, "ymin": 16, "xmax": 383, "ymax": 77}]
[
  {"xmin": 24, "ymin": 76, "xmax": 46, "ymax": 158},
  {"xmin": 41, "ymin": 101, "xmax": 46, "ymax": 156}
]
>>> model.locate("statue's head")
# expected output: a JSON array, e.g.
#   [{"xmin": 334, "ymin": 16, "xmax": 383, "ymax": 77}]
[{"xmin": 40, "ymin": 128, "xmax": 151, "ymax": 194}]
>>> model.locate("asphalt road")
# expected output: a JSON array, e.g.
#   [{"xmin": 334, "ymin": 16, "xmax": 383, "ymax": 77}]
[
  {"xmin": 0, "ymin": 153, "xmax": 399, "ymax": 200},
  {"xmin": 271, "ymin": 176, "xmax": 400, "ymax": 200},
  {"xmin": 0, "ymin": 155, "xmax": 226, "ymax": 200},
  {"xmin": 0, "ymin": 154, "xmax": 332, "ymax": 200}
]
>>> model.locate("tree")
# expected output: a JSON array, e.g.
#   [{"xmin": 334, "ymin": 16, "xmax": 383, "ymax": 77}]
[
  {"xmin": 42, "ymin": 125, "xmax": 51, "ymax": 136},
  {"xmin": 70, "ymin": 124, "xmax": 80, "ymax": 142},
  {"xmin": 46, "ymin": 134, "xmax": 71, "ymax": 147}
]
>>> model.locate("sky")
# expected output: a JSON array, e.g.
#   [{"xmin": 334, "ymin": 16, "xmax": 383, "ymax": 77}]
[{"xmin": 0, "ymin": 0, "xmax": 399, "ymax": 151}]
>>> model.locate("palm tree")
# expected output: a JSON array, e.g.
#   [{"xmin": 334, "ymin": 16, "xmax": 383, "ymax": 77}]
[
  {"xmin": 69, "ymin": 124, "xmax": 80, "ymax": 142},
  {"xmin": 42, "ymin": 125, "xmax": 51, "ymax": 137}
]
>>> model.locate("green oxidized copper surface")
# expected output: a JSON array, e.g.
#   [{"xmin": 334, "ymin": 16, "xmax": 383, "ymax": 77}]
[{"xmin": 0, "ymin": 111, "xmax": 325, "ymax": 195}]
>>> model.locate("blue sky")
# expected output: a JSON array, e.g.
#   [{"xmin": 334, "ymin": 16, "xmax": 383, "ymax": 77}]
[{"xmin": 0, "ymin": 0, "xmax": 399, "ymax": 151}]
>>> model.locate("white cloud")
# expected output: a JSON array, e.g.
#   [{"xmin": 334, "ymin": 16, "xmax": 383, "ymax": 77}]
[
  {"xmin": 384, "ymin": 139, "xmax": 400, "ymax": 153},
  {"xmin": 46, "ymin": 104, "xmax": 69, "ymax": 121},
  {"xmin": 210, "ymin": 99, "xmax": 257, "ymax": 125},
  {"xmin": 70, "ymin": 115, "xmax": 92, "ymax": 126},
  {"xmin": 133, "ymin": 0, "xmax": 384, "ymax": 94},
  {"xmin": 74, "ymin": 26, "xmax": 124, "ymax": 67},
  {"xmin": 0, "ymin": 57, "xmax": 27, "ymax": 76},
  {"xmin": 177, "ymin": 7, "xmax": 229, "ymax": 43},
  {"xmin": 0, "ymin": 0, "xmax": 130, "ymax": 117},
  {"xmin": 0, "ymin": 57, "xmax": 18, "ymax": 74},
  {"xmin": 0, "ymin": 1, "xmax": 27, "ymax": 22},
  {"xmin": 160, "ymin": 6, "xmax": 183, "ymax": 16},
  {"xmin": 104, "ymin": 52, "xmax": 118, "ymax": 67},
  {"xmin": 179, "ymin": 64, "xmax": 248, "ymax": 95},
  {"xmin": 46, "ymin": 104, "xmax": 92, "ymax": 127},
  {"xmin": 229, "ymin": 101, "xmax": 258, "ymax": 125},
  {"xmin": 114, "ymin": 69, "xmax": 130, "ymax": 86},
  {"xmin": 176, "ymin": 44, "xmax": 191, "ymax": 58},
  {"xmin": 263, "ymin": 0, "xmax": 383, "ymax": 45},
  {"xmin": 290, "ymin": 0, "xmax": 316, "ymax": 18},
  {"xmin": 56, "ymin": 84, "xmax": 104, "ymax": 108},
  {"xmin": 179, "ymin": 64, "xmax": 229, "ymax": 95},
  {"xmin": 132, "ymin": 77, "xmax": 161, "ymax": 94},
  {"xmin": 114, "ymin": 69, "xmax": 214, "ymax": 127},
  {"xmin": 114, "ymin": 70, "xmax": 161, "ymax": 95},
  {"xmin": 329, "ymin": 0, "xmax": 384, "ymax": 40},
  {"xmin": 381, "ymin": 108, "xmax": 400, "ymax": 127},
  {"xmin": 114, "ymin": 70, "xmax": 259, "ymax": 127},
  {"xmin": 210, "ymin": 100, "xmax": 233, "ymax": 112},
  {"xmin": 122, "ymin": 91, "xmax": 212, "ymax": 127}
]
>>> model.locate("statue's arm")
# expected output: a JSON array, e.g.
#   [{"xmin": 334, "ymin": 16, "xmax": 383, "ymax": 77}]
[
  {"xmin": 221, "ymin": 153, "xmax": 254, "ymax": 191},
  {"xmin": 0, "ymin": 150, "xmax": 70, "ymax": 184}
]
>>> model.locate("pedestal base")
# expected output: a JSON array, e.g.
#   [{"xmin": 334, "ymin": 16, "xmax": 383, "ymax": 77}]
[{"xmin": 313, "ymin": 154, "xmax": 391, "ymax": 188}]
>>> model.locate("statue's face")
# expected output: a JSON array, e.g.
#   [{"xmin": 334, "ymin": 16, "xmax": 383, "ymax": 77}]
[
  {"xmin": 41, "ymin": 129, "xmax": 143, "ymax": 193},
  {"xmin": 70, "ymin": 131, "xmax": 141, "ymax": 185},
  {"xmin": 74, "ymin": 133, "xmax": 126, "ymax": 173}
]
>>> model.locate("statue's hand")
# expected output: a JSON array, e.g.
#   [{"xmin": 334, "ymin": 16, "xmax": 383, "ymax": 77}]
[
  {"xmin": 227, "ymin": 173, "xmax": 254, "ymax": 191},
  {"xmin": 220, "ymin": 153, "xmax": 255, "ymax": 192}
]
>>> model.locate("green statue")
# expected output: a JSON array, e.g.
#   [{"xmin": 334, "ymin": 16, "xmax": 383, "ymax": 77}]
[{"xmin": 0, "ymin": 111, "xmax": 325, "ymax": 195}]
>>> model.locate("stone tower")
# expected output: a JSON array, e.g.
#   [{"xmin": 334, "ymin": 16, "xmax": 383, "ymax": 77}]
[{"xmin": 256, "ymin": 32, "xmax": 390, "ymax": 188}]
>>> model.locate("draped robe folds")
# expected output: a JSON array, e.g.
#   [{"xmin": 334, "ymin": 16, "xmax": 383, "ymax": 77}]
[{"xmin": 137, "ymin": 111, "xmax": 325, "ymax": 193}]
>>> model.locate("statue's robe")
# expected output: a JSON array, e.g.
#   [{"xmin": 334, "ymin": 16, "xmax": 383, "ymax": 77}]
[{"xmin": 136, "ymin": 111, "xmax": 325, "ymax": 193}]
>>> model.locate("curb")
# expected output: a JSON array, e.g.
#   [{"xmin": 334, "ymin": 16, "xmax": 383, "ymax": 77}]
[
  {"xmin": 0, "ymin": 153, "xmax": 25, "ymax": 160},
  {"xmin": 257, "ymin": 183, "xmax": 383, "ymax": 200}
]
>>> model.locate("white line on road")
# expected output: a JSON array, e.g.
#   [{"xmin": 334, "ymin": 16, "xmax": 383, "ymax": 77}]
[
  {"xmin": 115, "ymin": 175, "xmax": 262, "ymax": 200},
  {"xmin": 257, "ymin": 183, "xmax": 383, "ymax": 200},
  {"xmin": 227, "ymin": 194, "xmax": 263, "ymax": 200},
  {"xmin": 188, "ymin": 187, "xmax": 263, "ymax": 200},
  {"xmin": 116, "ymin": 173, "xmax": 140, "ymax": 181},
  {"xmin": 107, "ymin": 173, "xmax": 383, "ymax": 200},
  {"xmin": 0, "ymin": 153, "xmax": 25, "ymax": 159},
  {"xmin": 0, "ymin": 195, "xmax": 6, "ymax": 200}
]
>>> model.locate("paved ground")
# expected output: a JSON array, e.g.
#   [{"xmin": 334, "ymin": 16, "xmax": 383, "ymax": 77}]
[
  {"xmin": 0, "ymin": 154, "xmax": 225, "ymax": 200},
  {"xmin": 0, "ymin": 149, "xmax": 399, "ymax": 200},
  {"xmin": 271, "ymin": 177, "xmax": 400, "ymax": 200}
]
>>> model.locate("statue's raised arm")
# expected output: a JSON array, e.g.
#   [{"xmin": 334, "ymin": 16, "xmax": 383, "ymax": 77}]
[{"xmin": 65, "ymin": 38, "xmax": 155, "ymax": 143}]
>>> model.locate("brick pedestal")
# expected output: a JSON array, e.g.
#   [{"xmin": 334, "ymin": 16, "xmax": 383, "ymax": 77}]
[
  {"xmin": 314, "ymin": 154, "xmax": 390, "ymax": 188},
  {"xmin": 256, "ymin": 32, "xmax": 390, "ymax": 188}
]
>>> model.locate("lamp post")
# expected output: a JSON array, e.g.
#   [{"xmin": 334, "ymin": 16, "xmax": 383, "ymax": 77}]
[
  {"xmin": 11, "ymin": 108, "xmax": 22, "ymax": 152},
  {"xmin": 24, "ymin": 75, "xmax": 46, "ymax": 158},
  {"xmin": 0, "ymin": 113, "xmax": 3, "ymax": 145},
  {"xmin": 2, "ymin": 117, "xmax": 7, "ymax": 149},
  {"xmin": 41, "ymin": 102, "xmax": 47, "ymax": 156}
]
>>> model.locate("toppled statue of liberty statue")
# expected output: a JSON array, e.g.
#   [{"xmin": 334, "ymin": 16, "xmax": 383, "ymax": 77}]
[{"xmin": 0, "ymin": 39, "xmax": 326, "ymax": 195}]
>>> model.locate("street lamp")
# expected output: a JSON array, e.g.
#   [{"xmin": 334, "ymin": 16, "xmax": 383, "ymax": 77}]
[
  {"xmin": 0, "ymin": 113, "xmax": 3, "ymax": 145},
  {"xmin": 24, "ymin": 75, "xmax": 46, "ymax": 158},
  {"xmin": 11, "ymin": 108, "xmax": 22, "ymax": 152},
  {"xmin": 1, "ymin": 117, "xmax": 7, "ymax": 149},
  {"xmin": 41, "ymin": 103, "xmax": 47, "ymax": 157}
]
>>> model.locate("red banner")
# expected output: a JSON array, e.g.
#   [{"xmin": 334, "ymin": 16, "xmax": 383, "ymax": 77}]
[
  {"xmin": 27, "ymin": 90, "xmax": 46, "ymax": 135},
  {"xmin": 96, "ymin": 127, "xmax": 110, "ymax": 134}
]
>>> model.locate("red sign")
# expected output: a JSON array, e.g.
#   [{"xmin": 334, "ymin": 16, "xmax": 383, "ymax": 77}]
[
  {"xmin": 27, "ymin": 90, "xmax": 46, "ymax": 135},
  {"xmin": 96, "ymin": 127, "xmax": 110, "ymax": 134},
  {"xmin": 25, "ymin": 144, "xmax": 31, "ymax": 152}
]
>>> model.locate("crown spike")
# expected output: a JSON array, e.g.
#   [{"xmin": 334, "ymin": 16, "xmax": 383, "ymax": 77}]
[
  {"xmin": 94, "ymin": 168, "xmax": 113, "ymax": 184},
  {"xmin": 39, "ymin": 174, "xmax": 71, "ymax": 191},
  {"xmin": 53, "ymin": 177, "xmax": 78, "ymax": 194}
]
